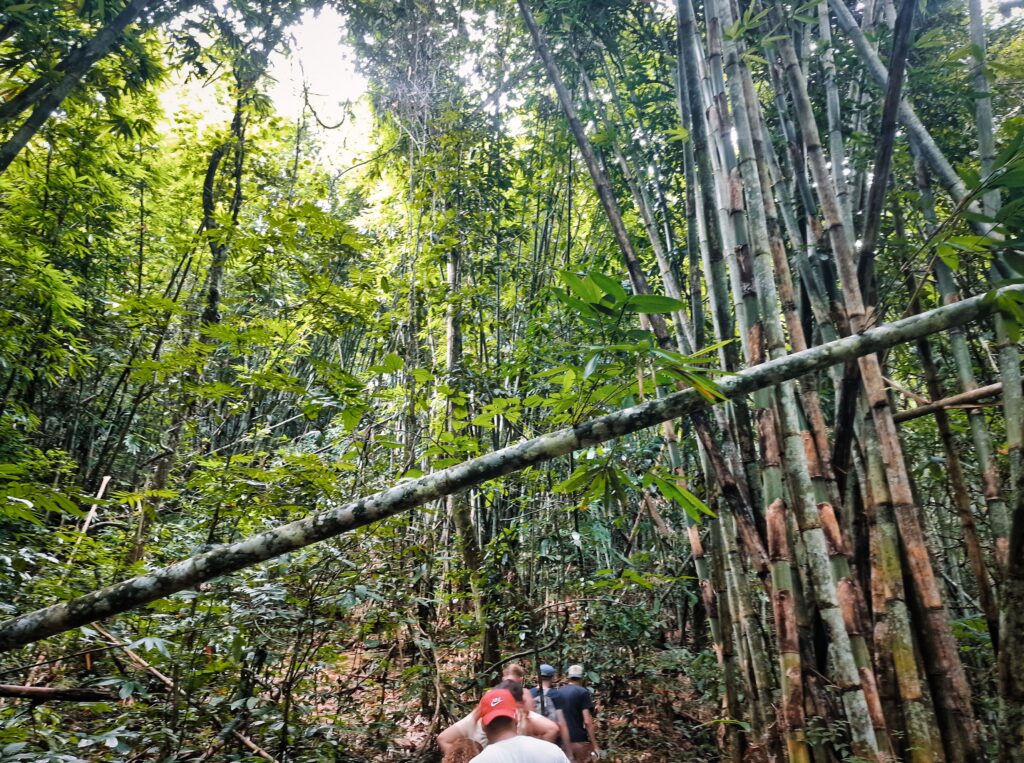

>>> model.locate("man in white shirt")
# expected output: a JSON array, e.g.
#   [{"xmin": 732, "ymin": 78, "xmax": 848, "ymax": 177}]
[{"xmin": 471, "ymin": 688, "xmax": 570, "ymax": 763}]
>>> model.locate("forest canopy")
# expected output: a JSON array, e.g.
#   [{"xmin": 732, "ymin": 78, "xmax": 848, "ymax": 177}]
[{"xmin": 1, "ymin": 0, "xmax": 1024, "ymax": 761}]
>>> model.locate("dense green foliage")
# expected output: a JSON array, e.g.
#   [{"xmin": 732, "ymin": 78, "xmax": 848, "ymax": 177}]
[{"xmin": 1, "ymin": 0, "xmax": 1024, "ymax": 761}]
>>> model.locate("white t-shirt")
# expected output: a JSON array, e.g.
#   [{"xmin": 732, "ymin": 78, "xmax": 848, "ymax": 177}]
[{"xmin": 472, "ymin": 735, "xmax": 570, "ymax": 763}]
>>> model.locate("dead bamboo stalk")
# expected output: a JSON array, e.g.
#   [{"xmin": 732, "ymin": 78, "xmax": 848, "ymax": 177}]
[
  {"xmin": 893, "ymin": 383, "xmax": 1003, "ymax": 423},
  {"xmin": 0, "ymin": 684, "xmax": 114, "ymax": 702}
]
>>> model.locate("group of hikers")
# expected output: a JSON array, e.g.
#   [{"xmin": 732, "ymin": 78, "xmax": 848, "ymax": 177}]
[{"xmin": 437, "ymin": 662, "xmax": 600, "ymax": 762}]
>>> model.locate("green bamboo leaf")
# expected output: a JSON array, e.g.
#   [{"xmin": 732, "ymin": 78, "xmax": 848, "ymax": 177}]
[
  {"xmin": 589, "ymin": 272, "xmax": 628, "ymax": 303},
  {"xmin": 626, "ymin": 294, "xmax": 686, "ymax": 314},
  {"xmin": 558, "ymin": 270, "xmax": 602, "ymax": 303},
  {"xmin": 554, "ymin": 466, "xmax": 599, "ymax": 494}
]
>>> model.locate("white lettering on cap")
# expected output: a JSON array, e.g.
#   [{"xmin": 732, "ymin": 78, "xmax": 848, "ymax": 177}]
[{"xmin": 490, "ymin": 696, "xmax": 503, "ymax": 706}]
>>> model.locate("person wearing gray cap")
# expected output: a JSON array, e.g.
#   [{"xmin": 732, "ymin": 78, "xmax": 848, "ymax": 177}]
[
  {"xmin": 531, "ymin": 664, "xmax": 562, "ymax": 724},
  {"xmin": 554, "ymin": 664, "xmax": 599, "ymax": 761}
]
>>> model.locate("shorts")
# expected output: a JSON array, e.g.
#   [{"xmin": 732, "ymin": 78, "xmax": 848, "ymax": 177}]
[{"xmin": 568, "ymin": 741, "xmax": 596, "ymax": 762}]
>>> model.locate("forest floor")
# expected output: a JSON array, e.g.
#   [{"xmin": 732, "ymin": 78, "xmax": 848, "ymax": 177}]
[{"xmin": 320, "ymin": 645, "xmax": 718, "ymax": 761}]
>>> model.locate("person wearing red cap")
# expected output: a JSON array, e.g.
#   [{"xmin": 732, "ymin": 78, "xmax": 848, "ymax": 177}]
[
  {"xmin": 471, "ymin": 688, "xmax": 570, "ymax": 762},
  {"xmin": 437, "ymin": 680, "xmax": 559, "ymax": 754}
]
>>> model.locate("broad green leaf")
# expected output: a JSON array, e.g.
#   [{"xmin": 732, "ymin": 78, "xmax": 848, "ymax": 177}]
[
  {"xmin": 558, "ymin": 270, "xmax": 603, "ymax": 303},
  {"xmin": 626, "ymin": 294, "xmax": 686, "ymax": 314},
  {"xmin": 589, "ymin": 272, "xmax": 628, "ymax": 303}
]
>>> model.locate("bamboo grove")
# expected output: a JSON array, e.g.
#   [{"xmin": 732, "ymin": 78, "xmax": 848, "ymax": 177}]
[{"xmin": 2, "ymin": 1, "xmax": 1024, "ymax": 761}]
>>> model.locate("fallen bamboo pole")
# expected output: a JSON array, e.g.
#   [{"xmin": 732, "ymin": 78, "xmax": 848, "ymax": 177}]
[
  {"xmin": 0, "ymin": 683, "xmax": 113, "ymax": 702},
  {"xmin": 0, "ymin": 283, "xmax": 1021, "ymax": 653},
  {"xmin": 893, "ymin": 382, "xmax": 1002, "ymax": 423}
]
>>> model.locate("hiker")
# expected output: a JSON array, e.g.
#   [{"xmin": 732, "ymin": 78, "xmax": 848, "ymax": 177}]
[
  {"xmin": 502, "ymin": 663, "xmax": 535, "ymax": 712},
  {"xmin": 469, "ymin": 688, "xmax": 570, "ymax": 762},
  {"xmin": 437, "ymin": 679, "xmax": 559, "ymax": 753},
  {"xmin": 530, "ymin": 663, "xmax": 561, "ymax": 723},
  {"xmin": 552, "ymin": 664, "xmax": 599, "ymax": 762}
]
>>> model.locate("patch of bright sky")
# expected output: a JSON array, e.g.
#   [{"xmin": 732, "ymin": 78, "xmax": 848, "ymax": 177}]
[
  {"xmin": 160, "ymin": 7, "xmax": 373, "ymax": 174},
  {"xmin": 265, "ymin": 6, "xmax": 373, "ymax": 172}
]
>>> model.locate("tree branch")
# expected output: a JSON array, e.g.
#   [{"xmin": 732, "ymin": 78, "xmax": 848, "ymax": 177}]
[{"xmin": 894, "ymin": 383, "xmax": 1003, "ymax": 423}]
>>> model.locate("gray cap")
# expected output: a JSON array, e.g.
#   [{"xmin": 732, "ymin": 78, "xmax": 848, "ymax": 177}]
[
  {"xmin": 539, "ymin": 663, "xmax": 556, "ymax": 677},
  {"xmin": 567, "ymin": 664, "xmax": 585, "ymax": 678}
]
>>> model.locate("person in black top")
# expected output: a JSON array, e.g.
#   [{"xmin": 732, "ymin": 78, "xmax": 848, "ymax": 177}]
[
  {"xmin": 531, "ymin": 664, "xmax": 561, "ymax": 723},
  {"xmin": 550, "ymin": 664, "xmax": 599, "ymax": 762}
]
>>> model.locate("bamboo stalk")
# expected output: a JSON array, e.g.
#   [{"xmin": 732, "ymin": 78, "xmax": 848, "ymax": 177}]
[
  {"xmin": 714, "ymin": 0, "xmax": 880, "ymax": 752},
  {"xmin": 915, "ymin": 154, "xmax": 1010, "ymax": 570},
  {"xmin": 519, "ymin": 0, "xmax": 768, "ymax": 572},
  {"xmin": 862, "ymin": 423, "xmax": 945, "ymax": 761},
  {"xmin": 816, "ymin": 0, "xmax": 855, "ymax": 240},
  {"xmin": 827, "ymin": 0, "xmax": 968, "ymax": 204},
  {"xmin": 767, "ymin": 499, "xmax": 811, "ymax": 763}
]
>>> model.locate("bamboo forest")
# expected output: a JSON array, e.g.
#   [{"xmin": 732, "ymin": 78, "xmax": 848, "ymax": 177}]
[{"xmin": 4, "ymin": 0, "xmax": 1024, "ymax": 761}]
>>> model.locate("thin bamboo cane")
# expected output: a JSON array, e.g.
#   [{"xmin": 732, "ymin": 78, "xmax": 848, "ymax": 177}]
[
  {"xmin": 816, "ymin": 0, "xmax": 855, "ymax": 241},
  {"xmin": 676, "ymin": 0, "xmax": 767, "ymax": 522},
  {"xmin": 717, "ymin": 506, "xmax": 777, "ymax": 753},
  {"xmin": 575, "ymin": 63, "xmax": 695, "ymax": 352},
  {"xmin": 914, "ymin": 153, "xmax": 1009, "ymax": 575},
  {"xmin": 967, "ymin": 0, "xmax": 1000, "ymax": 218},
  {"xmin": 911, "ymin": 330, "xmax": 999, "ymax": 649},
  {"xmin": 707, "ymin": 512, "xmax": 745, "ymax": 763},
  {"xmin": 826, "ymin": 0, "xmax": 968, "ymax": 204},
  {"xmin": 518, "ymin": 0, "xmax": 769, "ymax": 572}
]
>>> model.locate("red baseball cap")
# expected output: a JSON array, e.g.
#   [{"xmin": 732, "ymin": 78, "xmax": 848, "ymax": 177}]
[{"xmin": 478, "ymin": 688, "xmax": 517, "ymax": 727}]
